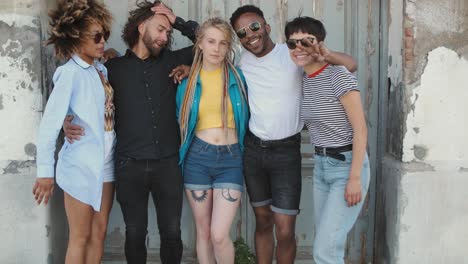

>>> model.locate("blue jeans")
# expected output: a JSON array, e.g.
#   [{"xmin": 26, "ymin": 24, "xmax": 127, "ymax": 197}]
[{"xmin": 312, "ymin": 151, "xmax": 370, "ymax": 264}]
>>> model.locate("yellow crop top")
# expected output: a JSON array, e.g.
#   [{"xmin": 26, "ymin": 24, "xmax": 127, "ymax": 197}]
[{"xmin": 196, "ymin": 68, "xmax": 235, "ymax": 131}]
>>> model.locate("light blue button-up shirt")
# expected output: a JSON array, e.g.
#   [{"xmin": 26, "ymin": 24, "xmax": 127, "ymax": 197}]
[{"xmin": 36, "ymin": 54, "xmax": 107, "ymax": 211}]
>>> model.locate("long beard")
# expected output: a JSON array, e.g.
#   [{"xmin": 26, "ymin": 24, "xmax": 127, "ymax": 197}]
[{"xmin": 143, "ymin": 32, "xmax": 163, "ymax": 57}]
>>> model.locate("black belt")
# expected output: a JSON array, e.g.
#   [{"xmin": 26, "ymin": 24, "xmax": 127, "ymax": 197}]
[
  {"xmin": 314, "ymin": 144, "xmax": 353, "ymax": 161},
  {"xmin": 247, "ymin": 131, "xmax": 300, "ymax": 147}
]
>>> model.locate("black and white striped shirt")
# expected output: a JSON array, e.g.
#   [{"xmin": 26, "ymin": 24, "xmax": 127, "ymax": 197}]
[{"xmin": 301, "ymin": 64, "xmax": 359, "ymax": 147}]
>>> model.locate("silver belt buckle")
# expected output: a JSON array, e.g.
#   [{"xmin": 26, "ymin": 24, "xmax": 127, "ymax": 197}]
[{"xmin": 322, "ymin": 147, "xmax": 327, "ymax": 156}]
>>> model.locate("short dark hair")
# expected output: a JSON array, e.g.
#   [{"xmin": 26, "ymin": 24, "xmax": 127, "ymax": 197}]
[
  {"xmin": 122, "ymin": 0, "xmax": 162, "ymax": 49},
  {"xmin": 284, "ymin": 16, "xmax": 326, "ymax": 42},
  {"xmin": 229, "ymin": 5, "xmax": 265, "ymax": 28}
]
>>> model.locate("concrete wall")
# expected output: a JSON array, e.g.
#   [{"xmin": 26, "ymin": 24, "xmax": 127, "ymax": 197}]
[
  {"xmin": 377, "ymin": 0, "xmax": 468, "ymax": 263},
  {"xmin": 0, "ymin": 0, "xmax": 49, "ymax": 263},
  {"xmin": 0, "ymin": 0, "xmax": 68, "ymax": 263}
]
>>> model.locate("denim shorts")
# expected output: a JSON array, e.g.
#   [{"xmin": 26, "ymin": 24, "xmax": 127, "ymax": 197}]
[
  {"xmin": 243, "ymin": 131, "xmax": 302, "ymax": 215},
  {"xmin": 183, "ymin": 137, "xmax": 244, "ymax": 192}
]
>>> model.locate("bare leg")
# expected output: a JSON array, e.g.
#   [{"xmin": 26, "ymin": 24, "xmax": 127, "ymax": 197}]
[
  {"xmin": 274, "ymin": 213, "xmax": 297, "ymax": 264},
  {"xmin": 64, "ymin": 192, "xmax": 94, "ymax": 264},
  {"xmin": 86, "ymin": 182, "xmax": 115, "ymax": 263},
  {"xmin": 253, "ymin": 205, "xmax": 275, "ymax": 264},
  {"xmin": 186, "ymin": 189, "xmax": 216, "ymax": 264},
  {"xmin": 211, "ymin": 189, "xmax": 241, "ymax": 264}
]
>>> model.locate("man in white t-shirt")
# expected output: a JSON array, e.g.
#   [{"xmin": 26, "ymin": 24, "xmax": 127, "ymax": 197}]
[{"xmin": 230, "ymin": 5, "xmax": 357, "ymax": 263}]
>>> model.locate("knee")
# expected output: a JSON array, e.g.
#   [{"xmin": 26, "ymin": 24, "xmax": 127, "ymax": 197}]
[
  {"xmin": 196, "ymin": 224, "xmax": 211, "ymax": 242},
  {"xmin": 255, "ymin": 211, "xmax": 274, "ymax": 232},
  {"xmin": 159, "ymin": 223, "xmax": 181, "ymax": 242},
  {"xmin": 69, "ymin": 229, "xmax": 92, "ymax": 247},
  {"xmin": 92, "ymin": 220, "xmax": 109, "ymax": 242},
  {"xmin": 275, "ymin": 222, "xmax": 295, "ymax": 243},
  {"xmin": 313, "ymin": 241, "xmax": 330, "ymax": 263},
  {"xmin": 125, "ymin": 225, "xmax": 148, "ymax": 242},
  {"xmin": 210, "ymin": 229, "xmax": 230, "ymax": 247}
]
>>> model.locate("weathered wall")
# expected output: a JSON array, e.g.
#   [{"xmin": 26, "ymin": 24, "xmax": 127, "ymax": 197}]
[
  {"xmin": 0, "ymin": 0, "xmax": 49, "ymax": 263},
  {"xmin": 1, "ymin": 0, "xmax": 381, "ymax": 263},
  {"xmin": 378, "ymin": 0, "xmax": 468, "ymax": 263}
]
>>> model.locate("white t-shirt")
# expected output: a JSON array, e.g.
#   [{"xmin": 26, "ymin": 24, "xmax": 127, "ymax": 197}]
[{"xmin": 239, "ymin": 43, "xmax": 303, "ymax": 140}]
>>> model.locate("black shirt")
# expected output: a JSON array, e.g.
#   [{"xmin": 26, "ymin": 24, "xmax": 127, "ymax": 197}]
[{"xmin": 106, "ymin": 17, "xmax": 197, "ymax": 160}]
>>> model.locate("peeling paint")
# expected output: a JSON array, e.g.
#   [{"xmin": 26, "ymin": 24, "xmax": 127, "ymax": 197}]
[
  {"xmin": 0, "ymin": 14, "xmax": 43, "ymax": 161},
  {"xmin": 404, "ymin": 0, "xmax": 468, "ymax": 84},
  {"xmin": 0, "ymin": 20, "xmax": 41, "ymax": 90},
  {"xmin": 403, "ymin": 47, "xmax": 468, "ymax": 162},
  {"xmin": 402, "ymin": 160, "xmax": 435, "ymax": 172},
  {"xmin": 2, "ymin": 160, "xmax": 35, "ymax": 174}
]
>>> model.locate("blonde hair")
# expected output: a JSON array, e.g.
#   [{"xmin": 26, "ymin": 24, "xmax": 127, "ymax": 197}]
[
  {"xmin": 179, "ymin": 17, "xmax": 248, "ymax": 145},
  {"xmin": 46, "ymin": 0, "xmax": 113, "ymax": 59}
]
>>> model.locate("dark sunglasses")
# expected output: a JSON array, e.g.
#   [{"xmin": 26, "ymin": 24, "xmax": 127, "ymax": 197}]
[
  {"xmin": 236, "ymin": 21, "xmax": 262, "ymax": 39},
  {"xmin": 87, "ymin": 31, "xmax": 110, "ymax": 44},
  {"xmin": 286, "ymin": 37, "xmax": 316, "ymax": 49}
]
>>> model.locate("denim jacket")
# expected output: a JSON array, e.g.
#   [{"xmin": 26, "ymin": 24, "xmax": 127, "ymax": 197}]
[{"xmin": 175, "ymin": 67, "xmax": 249, "ymax": 166}]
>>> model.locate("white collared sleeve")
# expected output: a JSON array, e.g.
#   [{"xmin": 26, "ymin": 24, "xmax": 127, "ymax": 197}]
[{"xmin": 36, "ymin": 66, "xmax": 76, "ymax": 178}]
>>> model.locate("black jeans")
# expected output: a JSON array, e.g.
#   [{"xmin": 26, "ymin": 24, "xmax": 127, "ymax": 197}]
[{"xmin": 115, "ymin": 155, "xmax": 183, "ymax": 264}]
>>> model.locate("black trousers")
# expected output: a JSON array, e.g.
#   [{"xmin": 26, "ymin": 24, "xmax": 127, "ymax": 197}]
[{"xmin": 115, "ymin": 155, "xmax": 183, "ymax": 264}]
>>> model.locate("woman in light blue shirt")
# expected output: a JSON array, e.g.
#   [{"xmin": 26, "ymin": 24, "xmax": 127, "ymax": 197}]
[{"xmin": 32, "ymin": 1, "xmax": 115, "ymax": 263}]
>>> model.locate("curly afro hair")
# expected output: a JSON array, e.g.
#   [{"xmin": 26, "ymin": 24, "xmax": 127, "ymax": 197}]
[{"xmin": 46, "ymin": 0, "xmax": 113, "ymax": 59}]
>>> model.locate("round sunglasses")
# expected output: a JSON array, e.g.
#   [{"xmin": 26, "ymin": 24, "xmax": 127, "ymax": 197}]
[
  {"xmin": 86, "ymin": 31, "xmax": 110, "ymax": 44},
  {"xmin": 236, "ymin": 21, "xmax": 262, "ymax": 39},
  {"xmin": 286, "ymin": 37, "xmax": 316, "ymax": 50}
]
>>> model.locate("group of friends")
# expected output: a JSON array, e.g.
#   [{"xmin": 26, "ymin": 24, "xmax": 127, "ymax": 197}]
[{"xmin": 32, "ymin": 0, "xmax": 370, "ymax": 264}]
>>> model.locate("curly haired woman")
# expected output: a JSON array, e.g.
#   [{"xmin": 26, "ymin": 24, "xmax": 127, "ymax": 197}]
[{"xmin": 32, "ymin": 0, "xmax": 114, "ymax": 263}]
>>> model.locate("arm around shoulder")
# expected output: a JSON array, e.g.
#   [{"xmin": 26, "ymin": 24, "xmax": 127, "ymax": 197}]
[
  {"xmin": 175, "ymin": 78, "xmax": 189, "ymax": 120},
  {"xmin": 326, "ymin": 51, "xmax": 357, "ymax": 72}
]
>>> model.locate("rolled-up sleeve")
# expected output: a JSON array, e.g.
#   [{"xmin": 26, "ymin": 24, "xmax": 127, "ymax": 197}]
[
  {"xmin": 173, "ymin": 16, "xmax": 199, "ymax": 43},
  {"xmin": 36, "ymin": 67, "xmax": 75, "ymax": 178}
]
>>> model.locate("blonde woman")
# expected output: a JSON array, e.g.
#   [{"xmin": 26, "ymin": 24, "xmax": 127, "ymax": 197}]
[
  {"xmin": 33, "ymin": 0, "xmax": 115, "ymax": 263},
  {"xmin": 176, "ymin": 18, "xmax": 249, "ymax": 264}
]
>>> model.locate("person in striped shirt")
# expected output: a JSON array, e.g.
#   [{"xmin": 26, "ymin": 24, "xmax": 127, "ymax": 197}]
[{"xmin": 285, "ymin": 17, "xmax": 370, "ymax": 264}]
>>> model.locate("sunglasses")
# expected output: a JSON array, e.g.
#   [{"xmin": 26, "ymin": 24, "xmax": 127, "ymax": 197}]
[
  {"xmin": 86, "ymin": 31, "xmax": 110, "ymax": 44},
  {"xmin": 286, "ymin": 37, "xmax": 316, "ymax": 50},
  {"xmin": 236, "ymin": 21, "xmax": 262, "ymax": 39}
]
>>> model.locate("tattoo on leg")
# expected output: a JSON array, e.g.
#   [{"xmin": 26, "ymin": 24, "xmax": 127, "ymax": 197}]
[
  {"xmin": 191, "ymin": 190, "xmax": 208, "ymax": 203},
  {"xmin": 221, "ymin": 189, "xmax": 238, "ymax": 202}
]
